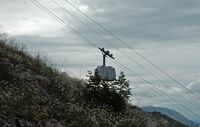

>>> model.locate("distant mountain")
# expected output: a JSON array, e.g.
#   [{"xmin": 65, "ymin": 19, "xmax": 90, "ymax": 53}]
[
  {"xmin": 150, "ymin": 111, "xmax": 190, "ymax": 127},
  {"xmin": 142, "ymin": 106, "xmax": 199, "ymax": 127}
]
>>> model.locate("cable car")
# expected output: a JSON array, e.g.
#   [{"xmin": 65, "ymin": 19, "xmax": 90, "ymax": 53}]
[
  {"xmin": 96, "ymin": 66, "xmax": 116, "ymax": 81},
  {"xmin": 96, "ymin": 48, "xmax": 116, "ymax": 81}
]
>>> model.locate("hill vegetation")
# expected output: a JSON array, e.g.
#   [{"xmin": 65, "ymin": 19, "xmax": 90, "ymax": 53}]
[
  {"xmin": 0, "ymin": 34, "xmax": 190, "ymax": 127},
  {"xmin": 143, "ymin": 106, "xmax": 199, "ymax": 127}
]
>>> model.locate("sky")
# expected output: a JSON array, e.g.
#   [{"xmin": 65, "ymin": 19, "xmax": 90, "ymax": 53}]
[{"xmin": 1, "ymin": 0, "xmax": 200, "ymax": 122}]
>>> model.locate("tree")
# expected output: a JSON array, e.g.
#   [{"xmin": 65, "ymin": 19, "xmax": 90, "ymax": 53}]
[
  {"xmin": 83, "ymin": 70, "xmax": 132, "ymax": 112},
  {"xmin": 114, "ymin": 71, "xmax": 132, "ymax": 100},
  {"xmin": 85, "ymin": 70, "xmax": 101, "ymax": 91}
]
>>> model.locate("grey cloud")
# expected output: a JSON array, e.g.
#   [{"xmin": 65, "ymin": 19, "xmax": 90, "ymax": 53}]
[
  {"xmin": 184, "ymin": 79, "xmax": 200, "ymax": 94},
  {"xmin": 14, "ymin": 35, "xmax": 94, "ymax": 49},
  {"xmin": 75, "ymin": 0, "xmax": 200, "ymax": 45}
]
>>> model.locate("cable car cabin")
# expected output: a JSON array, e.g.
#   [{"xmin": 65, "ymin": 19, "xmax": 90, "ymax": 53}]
[
  {"xmin": 96, "ymin": 47, "xmax": 116, "ymax": 81},
  {"xmin": 96, "ymin": 66, "xmax": 116, "ymax": 81}
]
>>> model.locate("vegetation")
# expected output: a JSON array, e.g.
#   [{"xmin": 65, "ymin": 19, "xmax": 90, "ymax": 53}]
[
  {"xmin": 0, "ymin": 34, "xmax": 147, "ymax": 126},
  {"xmin": 0, "ymin": 34, "xmax": 189, "ymax": 127},
  {"xmin": 151, "ymin": 112, "xmax": 189, "ymax": 127},
  {"xmin": 84, "ymin": 70, "xmax": 131, "ymax": 112}
]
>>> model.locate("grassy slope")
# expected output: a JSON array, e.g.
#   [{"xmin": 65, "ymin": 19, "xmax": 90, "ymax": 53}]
[
  {"xmin": 0, "ymin": 38, "xmax": 147, "ymax": 127},
  {"xmin": 0, "ymin": 37, "xmax": 189, "ymax": 127}
]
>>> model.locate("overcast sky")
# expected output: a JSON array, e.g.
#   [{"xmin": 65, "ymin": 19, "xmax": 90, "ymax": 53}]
[{"xmin": 1, "ymin": 0, "xmax": 200, "ymax": 122}]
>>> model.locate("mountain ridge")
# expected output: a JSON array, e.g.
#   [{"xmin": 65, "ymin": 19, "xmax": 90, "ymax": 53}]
[{"xmin": 142, "ymin": 106, "xmax": 199, "ymax": 127}]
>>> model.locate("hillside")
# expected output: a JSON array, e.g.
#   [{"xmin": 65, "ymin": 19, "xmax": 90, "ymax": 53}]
[
  {"xmin": 142, "ymin": 106, "xmax": 199, "ymax": 127},
  {"xmin": 150, "ymin": 112, "xmax": 190, "ymax": 127},
  {"xmin": 0, "ymin": 36, "xmax": 190, "ymax": 127}
]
